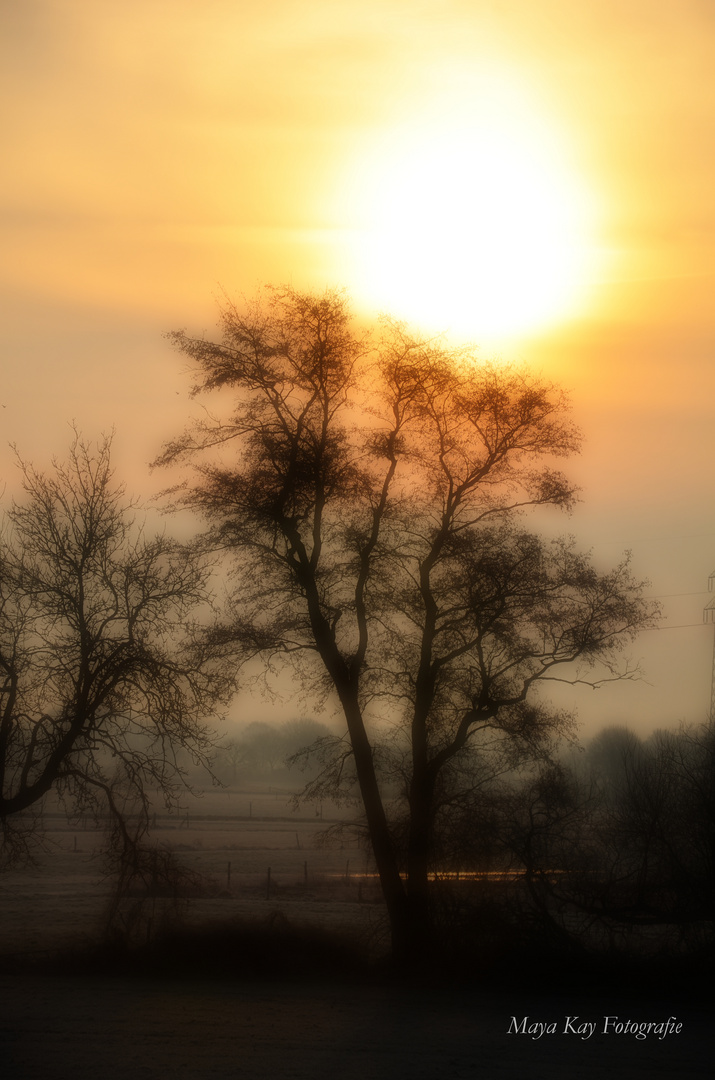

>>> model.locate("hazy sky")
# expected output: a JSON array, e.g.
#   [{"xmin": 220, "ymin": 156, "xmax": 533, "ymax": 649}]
[{"xmin": 2, "ymin": 0, "xmax": 714, "ymax": 733}]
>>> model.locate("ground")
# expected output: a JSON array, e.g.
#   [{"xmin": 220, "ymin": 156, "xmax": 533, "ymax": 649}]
[
  {"xmin": 0, "ymin": 974, "xmax": 709, "ymax": 1079},
  {"xmin": 0, "ymin": 786, "xmax": 710, "ymax": 1078}
]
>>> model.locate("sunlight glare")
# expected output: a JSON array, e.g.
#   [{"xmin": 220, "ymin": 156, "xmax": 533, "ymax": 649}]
[{"xmin": 339, "ymin": 73, "xmax": 603, "ymax": 343}]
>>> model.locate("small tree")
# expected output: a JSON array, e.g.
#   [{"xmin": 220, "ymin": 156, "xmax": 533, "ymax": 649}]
[
  {"xmin": 157, "ymin": 286, "xmax": 659, "ymax": 961},
  {"xmin": 0, "ymin": 433, "xmax": 233, "ymax": 862}
]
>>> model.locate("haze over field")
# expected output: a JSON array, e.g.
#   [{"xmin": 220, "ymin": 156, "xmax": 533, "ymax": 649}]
[{"xmin": 1, "ymin": 1, "xmax": 714, "ymax": 732}]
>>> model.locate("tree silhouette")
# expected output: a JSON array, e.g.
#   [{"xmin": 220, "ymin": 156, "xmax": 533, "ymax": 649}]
[
  {"xmin": 157, "ymin": 286, "xmax": 659, "ymax": 961},
  {"xmin": 0, "ymin": 432, "xmax": 232, "ymax": 862},
  {"xmin": 582, "ymin": 723, "xmax": 715, "ymax": 926}
]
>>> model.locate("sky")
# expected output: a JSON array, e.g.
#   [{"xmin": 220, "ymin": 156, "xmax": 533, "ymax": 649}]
[{"xmin": 1, "ymin": 0, "xmax": 714, "ymax": 735}]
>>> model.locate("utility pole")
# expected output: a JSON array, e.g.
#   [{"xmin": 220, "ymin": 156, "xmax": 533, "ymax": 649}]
[{"xmin": 703, "ymin": 570, "xmax": 715, "ymax": 720}]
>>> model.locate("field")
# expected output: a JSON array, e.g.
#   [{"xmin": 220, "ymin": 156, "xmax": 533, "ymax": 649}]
[
  {"xmin": 0, "ymin": 785, "xmax": 711, "ymax": 1079},
  {"xmin": 0, "ymin": 784, "xmax": 386, "ymax": 966}
]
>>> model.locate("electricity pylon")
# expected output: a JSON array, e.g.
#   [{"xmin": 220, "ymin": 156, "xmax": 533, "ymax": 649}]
[{"xmin": 703, "ymin": 571, "xmax": 715, "ymax": 720}]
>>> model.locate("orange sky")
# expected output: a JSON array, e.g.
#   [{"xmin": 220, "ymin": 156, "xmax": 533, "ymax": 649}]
[{"xmin": 1, "ymin": 0, "xmax": 714, "ymax": 732}]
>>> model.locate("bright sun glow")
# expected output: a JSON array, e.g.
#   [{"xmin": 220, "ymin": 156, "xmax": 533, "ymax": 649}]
[{"xmin": 338, "ymin": 72, "xmax": 604, "ymax": 343}]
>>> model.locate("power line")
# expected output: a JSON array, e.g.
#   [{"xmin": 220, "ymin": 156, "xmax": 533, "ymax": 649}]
[
  {"xmin": 590, "ymin": 532, "xmax": 715, "ymax": 547},
  {"xmin": 645, "ymin": 591, "xmax": 710, "ymax": 599}
]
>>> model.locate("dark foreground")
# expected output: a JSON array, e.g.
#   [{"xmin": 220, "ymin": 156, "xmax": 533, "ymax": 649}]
[{"xmin": 0, "ymin": 972, "xmax": 710, "ymax": 1080}]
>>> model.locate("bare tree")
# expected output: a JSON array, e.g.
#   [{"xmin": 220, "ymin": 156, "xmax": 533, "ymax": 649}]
[
  {"xmin": 157, "ymin": 286, "xmax": 659, "ymax": 961},
  {"xmin": 586, "ymin": 723, "xmax": 715, "ymax": 927},
  {"xmin": 0, "ymin": 432, "xmax": 233, "ymax": 862}
]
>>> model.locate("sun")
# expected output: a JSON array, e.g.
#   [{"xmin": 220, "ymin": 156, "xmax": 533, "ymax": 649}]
[{"xmin": 336, "ymin": 73, "xmax": 603, "ymax": 344}]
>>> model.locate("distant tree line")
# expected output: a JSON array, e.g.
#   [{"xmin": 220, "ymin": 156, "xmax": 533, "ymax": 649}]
[
  {"xmin": 213, "ymin": 718, "xmax": 335, "ymax": 783},
  {"xmin": 419, "ymin": 720, "xmax": 715, "ymax": 958}
]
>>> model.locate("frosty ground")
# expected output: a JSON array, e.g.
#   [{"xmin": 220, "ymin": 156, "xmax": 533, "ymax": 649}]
[
  {"xmin": 1, "ymin": 971, "xmax": 709, "ymax": 1080},
  {"xmin": 0, "ymin": 787, "xmax": 710, "ymax": 1079}
]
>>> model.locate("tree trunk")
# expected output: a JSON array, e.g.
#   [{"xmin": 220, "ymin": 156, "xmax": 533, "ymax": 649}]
[
  {"xmin": 340, "ymin": 701, "xmax": 438, "ymax": 964},
  {"xmin": 336, "ymin": 687, "xmax": 429, "ymax": 962},
  {"xmin": 404, "ymin": 766, "xmax": 437, "ymax": 960}
]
